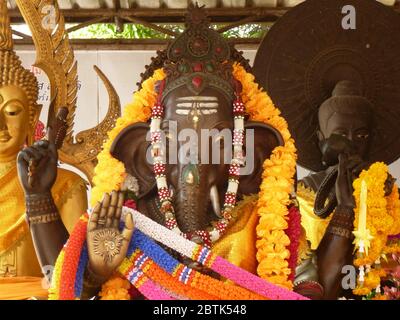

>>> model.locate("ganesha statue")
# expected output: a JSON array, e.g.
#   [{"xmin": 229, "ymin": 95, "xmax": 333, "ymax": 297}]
[
  {"xmin": 254, "ymin": 0, "xmax": 400, "ymax": 300},
  {"xmin": 37, "ymin": 6, "xmax": 320, "ymax": 301}
]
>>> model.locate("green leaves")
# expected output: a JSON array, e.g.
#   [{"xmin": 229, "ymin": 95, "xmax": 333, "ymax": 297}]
[
  {"xmin": 68, "ymin": 23, "xmax": 268, "ymax": 40},
  {"xmin": 69, "ymin": 23, "xmax": 180, "ymax": 39}
]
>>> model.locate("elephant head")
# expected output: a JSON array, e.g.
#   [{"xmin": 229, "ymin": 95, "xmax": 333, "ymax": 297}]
[{"xmin": 110, "ymin": 84, "xmax": 284, "ymax": 235}]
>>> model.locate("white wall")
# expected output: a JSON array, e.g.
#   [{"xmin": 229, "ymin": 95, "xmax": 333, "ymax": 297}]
[{"xmin": 17, "ymin": 49, "xmax": 400, "ymax": 183}]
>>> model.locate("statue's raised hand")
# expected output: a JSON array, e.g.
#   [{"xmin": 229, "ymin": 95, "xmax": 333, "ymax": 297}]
[
  {"xmin": 17, "ymin": 139, "xmax": 58, "ymax": 195},
  {"xmin": 87, "ymin": 191, "xmax": 134, "ymax": 280},
  {"xmin": 17, "ymin": 107, "xmax": 68, "ymax": 196},
  {"xmin": 335, "ymin": 153, "xmax": 357, "ymax": 209}
]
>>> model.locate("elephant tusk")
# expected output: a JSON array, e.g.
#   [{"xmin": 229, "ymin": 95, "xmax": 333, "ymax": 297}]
[{"xmin": 210, "ymin": 185, "xmax": 222, "ymax": 218}]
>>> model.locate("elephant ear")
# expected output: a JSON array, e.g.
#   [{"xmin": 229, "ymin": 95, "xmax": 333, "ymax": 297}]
[
  {"xmin": 110, "ymin": 122, "xmax": 156, "ymax": 199},
  {"xmin": 238, "ymin": 121, "xmax": 285, "ymax": 196}
]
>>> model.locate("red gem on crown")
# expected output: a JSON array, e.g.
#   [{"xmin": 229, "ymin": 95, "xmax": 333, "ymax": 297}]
[
  {"xmin": 193, "ymin": 63, "xmax": 203, "ymax": 72},
  {"xmin": 192, "ymin": 76, "xmax": 203, "ymax": 88}
]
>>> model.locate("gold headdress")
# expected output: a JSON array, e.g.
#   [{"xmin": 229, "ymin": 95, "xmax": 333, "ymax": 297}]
[
  {"xmin": 0, "ymin": 0, "xmax": 41, "ymax": 145},
  {"xmin": 13, "ymin": 0, "xmax": 121, "ymax": 184}
]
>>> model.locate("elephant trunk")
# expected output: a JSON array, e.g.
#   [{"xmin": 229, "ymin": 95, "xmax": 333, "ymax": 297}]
[{"xmin": 173, "ymin": 165, "xmax": 214, "ymax": 234}]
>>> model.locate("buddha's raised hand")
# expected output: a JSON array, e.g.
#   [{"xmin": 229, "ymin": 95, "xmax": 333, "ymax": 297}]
[{"xmin": 87, "ymin": 191, "xmax": 134, "ymax": 280}]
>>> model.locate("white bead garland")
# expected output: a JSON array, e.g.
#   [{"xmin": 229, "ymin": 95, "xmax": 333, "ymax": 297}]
[{"xmin": 148, "ymin": 82, "xmax": 246, "ymax": 247}]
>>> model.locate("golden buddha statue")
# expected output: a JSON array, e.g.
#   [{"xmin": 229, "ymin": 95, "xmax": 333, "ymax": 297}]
[{"xmin": 0, "ymin": 0, "xmax": 87, "ymax": 299}]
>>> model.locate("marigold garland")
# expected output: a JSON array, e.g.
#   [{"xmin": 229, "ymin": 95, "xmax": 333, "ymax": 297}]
[
  {"xmin": 99, "ymin": 275, "xmax": 131, "ymax": 300},
  {"xmin": 90, "ymin": 63, "xmax": 297, "ymax": 290},
  {"xmin": 232, "ymin": 63, "xmax": 297, "ymax": 289},
  {"xmin": 352, "ymin": 162, "xmax": 400, "ymax": 297}
]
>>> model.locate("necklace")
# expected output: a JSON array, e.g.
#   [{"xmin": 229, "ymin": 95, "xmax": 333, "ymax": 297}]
[{"xmin": 149, "ymin": 79, "xmax": 246, "ymax": 247}]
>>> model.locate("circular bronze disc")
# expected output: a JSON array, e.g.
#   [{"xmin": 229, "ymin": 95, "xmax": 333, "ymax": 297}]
[{"xmin": 254, "ymin": 0, "xmax": 400, "ymax": 172}]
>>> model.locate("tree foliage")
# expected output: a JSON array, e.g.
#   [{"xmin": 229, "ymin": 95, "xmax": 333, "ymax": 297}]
[{"xmin": 69, "ymin": 23, "xmax": 269, "ymax": 39}]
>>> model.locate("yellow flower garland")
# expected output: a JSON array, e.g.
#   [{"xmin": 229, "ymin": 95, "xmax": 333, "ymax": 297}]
[
  {"xmin": 90, "ymin": 63, "xmax": 297, "ymax": 290},
  {"xmin": 352, "ymin": 162, "xmax": 400, "ymax": 296}
]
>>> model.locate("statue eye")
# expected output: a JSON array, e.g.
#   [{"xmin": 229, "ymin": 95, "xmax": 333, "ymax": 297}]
[
  {"xmin": 332, "ymin": 130, "xmax": 347, "ymax": 138},
  {"xmin": 355, "ymin": 129, "xmax": 369, "ymax": 140},
  {"xmin": 357, "ymin": 133, "xmax": 369, "ymax": 139},
  {"xmin": 4, "ymin": 104, "xmax": 23, "ymax": 116}
]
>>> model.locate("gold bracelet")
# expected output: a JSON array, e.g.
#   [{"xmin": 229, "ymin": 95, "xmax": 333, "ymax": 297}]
[
  {"xmin": 28, "ymin": 212, "xmax": 60, "ymax": 225},
  {"xmin": 326, "ymin": 225, "xmax": 353, "ymax": 239},
  {"xmin": 26, "ymin": 193, "xmax": 58, "ymax": 216}
]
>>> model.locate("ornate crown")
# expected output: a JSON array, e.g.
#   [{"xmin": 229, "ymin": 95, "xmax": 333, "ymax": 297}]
[{"xmin": 162, "ymin": 5, "xmax": 235, "ymax": 100}]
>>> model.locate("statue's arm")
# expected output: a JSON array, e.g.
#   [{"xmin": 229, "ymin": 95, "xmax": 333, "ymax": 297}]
[
  {"xmin": 29, "ymin": 176, "xmax": 88, "ymax": 270},
  {"xmin": 17, "ymin": 139, "xmax": 69, "ymax": 270},
  {"xmin": 317, "ymin": 154, "xmax": 355, "ymax": 299},
  {"xmin": 26, "ymin": 192, "xmax": 70, "ymax": 269},
  {"xmin": 316, "ymin": 206, "xmax": 354, "ymax": 299}
]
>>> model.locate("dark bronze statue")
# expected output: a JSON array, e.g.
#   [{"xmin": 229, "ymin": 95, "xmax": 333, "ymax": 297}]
[
  {"xmin": 19, "ymin": 6, "xmax": 286, "ymax": 298},
  {"xmin": 254, "ymin": 0, "xmax": 400, "ymax": 299}
]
